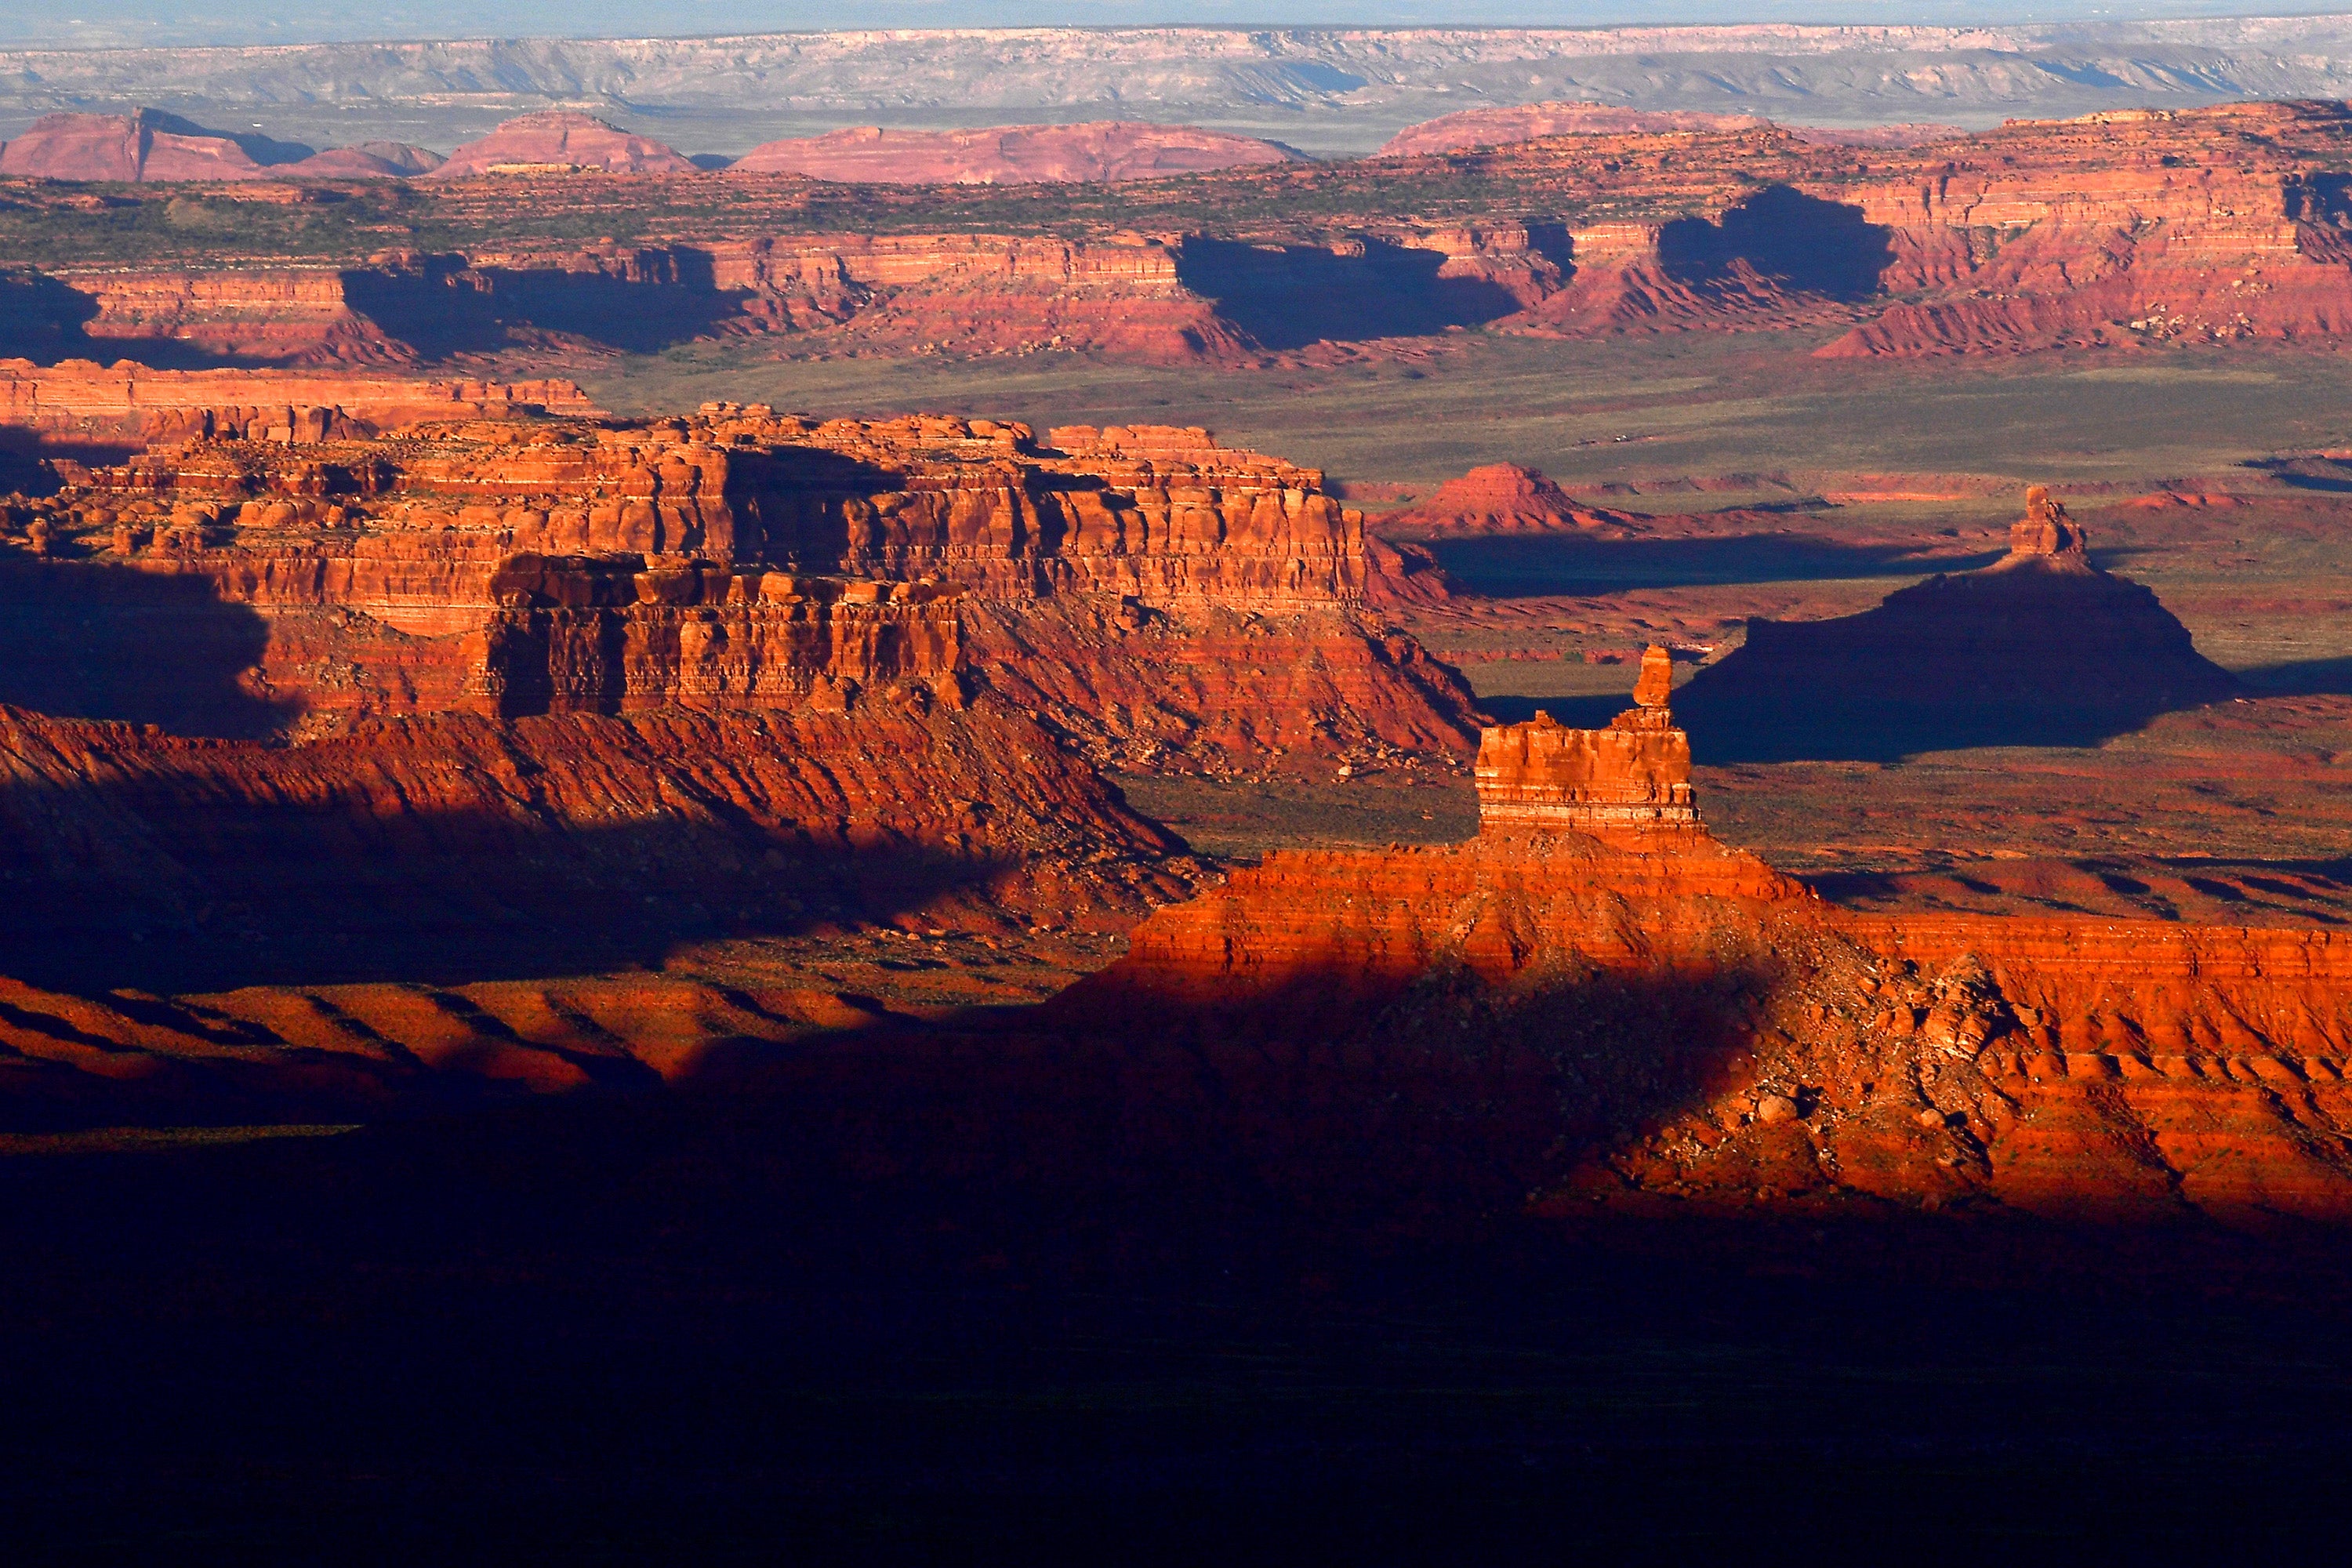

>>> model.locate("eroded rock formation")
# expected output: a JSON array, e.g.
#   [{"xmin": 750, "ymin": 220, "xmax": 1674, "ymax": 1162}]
[
  {"xmin": 1379, "ymin": 101, "xmax": 1771, "ymax": 156},
  {"xmin": 1377, "ymin": 463, "xmax": 1639, "ymax": 535},
  {"xmin": 0, "ymin": 110, "xmax": 277, "ymax": 182},
  {"xmin": 0, "ymin": 109, "xmax": 438, "ymax": 182},
  {"xmin": 1475, "ymin": 648, "xmax": 1697, "ymax": 834},
  {"xmin": 731, "ymin": 121, "xmax": 1301, "ymax": 183},
  {"xmin": 14, "ymin": 100, "xmax": 2352, "ymax": 362},
  {"xmin": 0, "ymin": 402, "xmax": 1480, "ymax": 767},
  {"xmin": 1077, "ymin": 650, "xmax": 2352, "ymax": 1221},
  {"xmin": 0, "ymin": 359, "xmax": 597, "ymax": 445},
  {"xmin": 423, "ymin": 112, "xmax": 700, "ymax": 179}
]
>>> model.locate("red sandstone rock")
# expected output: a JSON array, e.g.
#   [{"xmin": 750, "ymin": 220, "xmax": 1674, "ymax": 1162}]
[
  {"xmin": 3, "ymin": 401, "xmax": 1481, "ymax": 766},
  {"xmin": 1078, "ymin": 657, "xmax": 2352, "ymax": 1220},
  {"xmin": 423, "ymin": 112, "xmax": 699, "ymax": 179},
  {"xmin": 1377, "ymin": 463, "xmax": 1641, "ymax": 535},
  {"xmin": 2009, "ymin": 484, "xmax": 2089, "ymax": 557},
  {"xmin": 280, "ymin": 141, "xmax": 445, "ymax": 179},
  {"xmin": 0, "ymin": 111, "xmax": 271, "ymax": 182},
  {"xmin": 1474, "ymin": 649, "xmax": 1697, "ymax": 835},
  {"xmin": 0, "ymin": 360, "xmax": 599, "ymax": 444},
  {"xmin": 731, "ymin": 121, "xmax": 1301, "ymax": 183},
  {"xmin": 14, "ymin": 100, "xmax": 2352, "ymax": 365},
  {"xmin": 1379, "ymin": 101, "xmax": 1769, "ymax": 157}
]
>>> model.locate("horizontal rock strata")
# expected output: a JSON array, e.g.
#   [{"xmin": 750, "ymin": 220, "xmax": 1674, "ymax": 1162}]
[{"xmin": 0, "ymin": 398, "xmax": 1480, "ymax": 764}]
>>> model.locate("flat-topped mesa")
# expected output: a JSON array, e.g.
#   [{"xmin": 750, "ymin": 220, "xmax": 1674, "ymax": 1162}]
[
  {"xmin": 5, "ymin": 401, "xmax": 1480, "ymax": 754},
  {"xmin": 1474, "ymin": 646, "xmax": 1699, "ymax": 835},
  {"xmin": 2005, "ymin": 484, "xmax": 2090, "ymax": 562}
]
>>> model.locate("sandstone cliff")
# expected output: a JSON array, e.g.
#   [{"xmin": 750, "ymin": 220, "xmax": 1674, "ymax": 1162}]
[
  {"xmin": 1, "ymin": 402, "xmax": 1482, "ymax": 767},
  {"xmin": 15, "ymin": 100, "xmax": 2352, "ymax": 364},
  {"xmin": 0, "ymin": 359, "xmax": 597, "ymax": 445}
]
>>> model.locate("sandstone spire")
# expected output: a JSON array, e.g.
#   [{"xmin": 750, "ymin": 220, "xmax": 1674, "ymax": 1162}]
[
  {"xmin": 1632, "ymin": 642, "xmax": 1674, "ymax": 709},
  {"xmin": 2009, "ymin": 485, "xmax": 2089, "ymax": 560},
  {"xmin": 1473, "ymin": 644, "xmax": 1699, "ymax": 833}
]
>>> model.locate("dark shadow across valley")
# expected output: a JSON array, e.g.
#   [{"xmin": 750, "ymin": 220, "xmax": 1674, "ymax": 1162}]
[
  {"xmin": 1419, "ymin": 531, "xmax": 1999, "ymax": 598},
  {"xmin": 0, "ymin": 556, "xmax": 293, "ymax": 737},
  {"xmin": 341, "ymin": 251, "xmax": 755, "ymax": 358}
]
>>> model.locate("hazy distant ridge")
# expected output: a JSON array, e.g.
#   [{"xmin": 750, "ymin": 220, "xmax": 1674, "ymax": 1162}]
[{"xmin": 8, "ymin": 19, "xmax": 2352, "ymax": 153}]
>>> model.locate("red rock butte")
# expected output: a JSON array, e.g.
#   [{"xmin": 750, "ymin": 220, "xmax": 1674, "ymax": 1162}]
[
  {"xmin": 1672, "ymin": 483, "xmax": 2241, "ymax": 757},
  {"xmin": 423, "ymin": 112, "xmax": 700, "ymax": 179},
  {"xmin": 1077, "ymin": 644, "xmax": 2352, "ymax": 1221},
  {"xmin": 1475, "ymin": 647, "xmax": 1700, "ymax": 834},
  {"xmin": 731, "ymin": 121, "xmax": 1301, "ymax": 183},
  {"xmin": 1381, "ymin": 462, "xmax": 1635, "ymax": 535},
  {"xmin": 0, "ymin": 109, "xmax": 441, "ymax": 182},
  {"xmin": 1379, "ymin": 101, "xmax": 1773, "ymax": 157}
]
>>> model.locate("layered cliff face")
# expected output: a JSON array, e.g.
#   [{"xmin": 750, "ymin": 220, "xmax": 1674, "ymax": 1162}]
[
  {"xmin": 1475, "ymin": 648, "xmax": 1698, "ymax": 833},
  {"xmin": 731, "ymin": 121, "xmax": 1302, "ymax": 183},
  {"xmin": 14, "ymin": 100, "xmax": 2352, "ymax": 363},
  {"xmin": 1079, "ymin": 651, "xmax": 2352, "ymax": 1221},
  {"xmin": 1674, "ymin": 487, "xmax": 2242, "ymax": 760},
  {"xmin": 0, "ymin": 403, "xmax": 1480, "ymax": 764},
  {"xmin": 0, "ymin": 359, "xmax": 596, "ymax": 446}
]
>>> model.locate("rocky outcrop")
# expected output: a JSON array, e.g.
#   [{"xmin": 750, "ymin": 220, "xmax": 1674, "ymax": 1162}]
[
  {"xmin": 1, "ymin": 403, "xmax": 1480, "ymax": 763},
  {"xmin": 1076, "ymin": 653, "xmax": 2352, "ymax": 1221},
  {"xmin": 1377, "ymin": 463, "xmax": 1638, "ymax": 535},
  {"xmin": 0, "ymin": 110, "xmax": 279, "ymax": 182},
  {"xmin": 1673, "ymin": 486, "xmax": 2243, "ymax": 759},
  {"xmin": 423, "ymin": 112, "xmax": 699, "ymax": 179},
  {"xmin": 1379, "ymin": 101, "xmax": 1769, "ymax": 157},
  {"xmin": 1475, "ymin": 648, "xmax": 1699, "ymax": 834},
  {"xmin": 281, "ymin": 141, "xmax": 445, "ymax": 178},
  {"xmin": 731, "ymin": 121, "xmax": 1301, "ymax": 183}
]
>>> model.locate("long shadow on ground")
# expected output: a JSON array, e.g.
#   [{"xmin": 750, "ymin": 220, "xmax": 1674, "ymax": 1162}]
[{"xmin": 1420, "ymin": 532, "xmax": 1998, "ymax": 598}]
